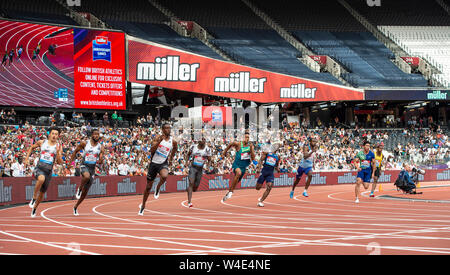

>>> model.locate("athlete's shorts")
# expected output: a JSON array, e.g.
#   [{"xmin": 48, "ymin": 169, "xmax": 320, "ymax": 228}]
[
  {"xmin": 257, "ymin": 170, "xmax": 275, "ymax": 185},
  {"xmin": 296, "ymin": 166, "xmax": 312, "ymax": 179},
  {"xmin": 80, "ymin": 165, "xmax": 95, "ymax": 188},
  {"xmin": 374, "ymin": 167, "xmax": 381, "ymax": 178},
  {"xmin": 33, "ymin": 167, "xmax": 52, "ymax": 193},
  {"xmin": 232, "ymin": 163, "xmax": 248, "ymax": 182},
  {"xmin": 188, "ymin": 165, "xmax": 203, "ymax": 187},
  {"xmin": 357, "ymin": 169, "xmax": 372, "ymax": 183},
  {"xmin": 147, "ymin": 162, "xmax": 169, "ymax": 181}
]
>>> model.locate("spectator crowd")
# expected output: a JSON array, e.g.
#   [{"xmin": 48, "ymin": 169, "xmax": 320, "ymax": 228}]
[{"xmin": 1, "ymin": 121, "xmax": 449, "ymax": 178}]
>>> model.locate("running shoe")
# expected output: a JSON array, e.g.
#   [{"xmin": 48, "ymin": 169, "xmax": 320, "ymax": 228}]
[
  {"xmin": 221, "ymin": 192, "xmax": 233, "ymax": 202},
  {"xmin": 154, "ymin": 188, "xmax": 160, "ymax": 199},
  {"xmin": 28, "ymin": 198, "xmax": 36, "ymax": 209},
  {"xmin": 355, "ymin": 198, "xmax": 360, "ymax": 203},
  {"xmin": 75, "ymin": 187, "xmax": 82, "ymax": 200},
  {"xmin": 31, "ymin": 208, "xmax": 37, "ymax": 218},
  {"xmin": 188, "ymin": 203, "xmax": 193, "ymax": 208},
  {"xmin": 73, "ymin": 207, "xmax": 79, "ymax": 216},
  {"xmin": 289, "ymin": 190, "xmax": 294, "ymax": 199},
  {"xmin": 138, "ymin": 204, "xmax": 144, "ymax": 216},
  {"xmin": 303, "ymin": 190, "xmax": 309, "ymax": 197},
  {"xmin": 369, "ymin": 192, "xmax": 375, "ymax": 198},
  {"xmin": 257, "ymin": 201, "xmax": 264, "ymax": 207}
]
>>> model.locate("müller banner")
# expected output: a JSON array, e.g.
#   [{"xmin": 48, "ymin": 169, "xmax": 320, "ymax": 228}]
[{"xmin": 127, "ymin": 36, "xmax": 364, "ymax": 103}]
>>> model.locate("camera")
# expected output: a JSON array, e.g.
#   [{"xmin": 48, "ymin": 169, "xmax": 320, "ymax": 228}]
[{"xmin": 412, "ymin": 167, "xmax": 425, "ymax": 175}]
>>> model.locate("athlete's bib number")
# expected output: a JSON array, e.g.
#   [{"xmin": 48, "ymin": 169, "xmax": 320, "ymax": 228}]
[
  {"xmin": 193, "ymin": 156, "xmax": 205, "ymax": 166},
  {"xmin": 375, "ymin": 160, "xmax": 380, "ymax": 168},
  {"xmin": 40, "ymin": 152, "xmax": 54, "ymax": 164},
  {"xmin": 361, "ymin": 160, "xmax": 370, "ymax": 169},
  {"xmin": 265, "ymin": 156, "xmax": 277, "ymax": 166},
  {"xmin": 241, "ymin": 152, "xmax": 250, "ymax": 160},
  {"xmin": 85, "ymin": 153, "xmax": 98, "ymax": 164},
  {"xmin": 156, "ymin": 145, "xmax": 170, "ymax": 158}
]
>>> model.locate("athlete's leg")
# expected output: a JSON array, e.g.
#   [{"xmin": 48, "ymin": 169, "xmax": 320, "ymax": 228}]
[
  {"xmin": 260, "ymin": 182, "xmax": 273, "ymax": 202},
  {"xmin": 230, "ymin": 168, "xmax": 242, "ymax": 192},
  {"xmin": 355, "ymin": 177, "xmax": 363, "ymax": 201},
  {"xmin": 31, "ymin": 175, "xmax": 46, "ymax": 203},
  {"xmin": 33, "ymin": 175, "xmax": 51, "ymax": 211},
  {"xmin": 371, "ymin": 176, "xmax": 379, "ymax": 194},
  {"xmin": 76, "ymin": 170, "xmax": 91, "ymax": 197},
  {"xmin": 303, "ymin": 169, "xmax": 313, "ymax": 196},
  {"xmin": 74, "ymin": 172, "xmax": 92, "ymax": 210},
  {"xmin": 187, "ymin": 170, "xmax": 196, "ymax": 205},
  {"xmin": 141, "ymin": 178, "xmax": 155, "ymax": 209},
  {"xmin": 155, "ymin": 168, "xmax": 169, "ymax": 194}
]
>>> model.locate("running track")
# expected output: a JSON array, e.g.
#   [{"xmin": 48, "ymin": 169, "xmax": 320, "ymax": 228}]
[{"xmin": 1, "ymin": 182, "xmax": 450, "ymax": 255}]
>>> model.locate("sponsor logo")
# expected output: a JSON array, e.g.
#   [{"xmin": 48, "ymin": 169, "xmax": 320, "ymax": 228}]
[
  {"xmin": 241, "ymin": 175, "xmax": 258, "ymax": 188},
  {"xmin": 58, "ymin": 179, "xmax": 76, "ymax": 198},
  {"xmin": 310, "ymin": 173, "xmax": 326, "ymax": 185},
  {"xmin": 0, "ymin": 181, "xmax": 12, "ymax": 203},
  {"xmin": 214, "ymin": 72, "xmax": 266, "ymax": 93},
  {"xmin": 26, "ymin": 180, "xmax": 47, "ymax": 201},
  {"xmin": 137, "ymin": 56, "xmax": 200, "ymax": 82},
  {"xmin": 208, "ymin": 176, "xmax": 230, "ymax": 190},
  {"xmin": 338, "ymin": 173, "xmax": 357, "ymax": 184},
  {"xmin": 176, "ymin": 177, "xmax": 189, "ymax": 191},
  {"xmin": 280, "ymin": 84, "xmax": 317, "ymax": 99},
  {"xmin": 92, "ymin": 36, "xmax": 111, "ymax": 62},
  {"xmin": 273, "ymin": 174, "xmax": 295, "ymax": 187},
  {"xmin": 427, "ymin": 90, "xmax": 447, "ymax": 100},
  {"xmin": 87, "ymin": 178, "xmax": 107, "ymax": 196},
  {"xmin": 437, "ymin": 170, "xmax": 450, "ymax": 181},
  {"xmin": 117, "ymin": 178, "xmax": 137, "ymax": 194}
]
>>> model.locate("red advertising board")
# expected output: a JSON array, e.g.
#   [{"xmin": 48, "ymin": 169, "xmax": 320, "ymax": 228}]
[
  {"xmin": 74, "ymin": 29, "xmax": 126, "ymax": 110},
  {"xmin": 1, "ymin": 169, "xmax": 449, "ymax": 206},
  {"xmin": 310, "ymin": 55, "xmax": 327, "ymax": 65},
  {"xmin": 401, "ymin": 56, "xmax": 420, "ymax": 67},
  {"xmin": 127, "ymin": 38, "xmax": 364, "ymax": 103}
]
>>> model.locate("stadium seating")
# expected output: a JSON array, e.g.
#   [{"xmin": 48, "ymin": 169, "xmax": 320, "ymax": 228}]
[
  {"xmin": 378, "ymin": 26, "xmax": 450, "ymax": 88},
  {"xmin": 72, "ymin": 0, "xmax": 224, "ymax": 60},
  {"xmin": 345, "ymin": 0, "xmax": 450, "ymax": 26},
  {"xmin": 209, "ymin": 27, "xmax": 342, "ymax": 84},
  {"xmin": 0, "ymin": 0, "xmax": 77, "ymax": 25},
  {"xmin": 293, "ymin": 31, "xmax": 429, "ymax": 88}
]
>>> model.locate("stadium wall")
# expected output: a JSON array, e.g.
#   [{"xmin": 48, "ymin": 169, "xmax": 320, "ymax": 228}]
[{"xmin": 1, "ymin": 169, "xmax": 449, "ymax": 206}]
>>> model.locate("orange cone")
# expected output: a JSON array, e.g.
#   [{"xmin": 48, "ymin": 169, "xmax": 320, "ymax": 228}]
[{"xmin": 378, "ymin": 184, "xmax": 383, "ymax": 192}]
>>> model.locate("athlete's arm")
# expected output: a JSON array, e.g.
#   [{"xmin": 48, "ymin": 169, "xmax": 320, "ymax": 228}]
[
  {"xmin": 250, "ymin": 143, "xmax": 256, "ymax": 161},
  {"xmin": 258, "ymin": 152, "xmax": 267, "ymax": 172},
  {"xmin": 68, "ymin": 141, "xmax": 86, "ymax": 168},
  {"xmin": 221, "ymin": 141, "xmax": 237, "ymax": 159},
  {"xmin": 150, "ymin": 135, "xmax": 164, "ymax": 155},
  {"xmin": 169, "ymin": 140, "xmax": 178, "ymax": 164},
  {"xmin": 24, "ymin": 140, "xmax": 43, "ymax": 166},
  {"xmin": 56, "ymin": 144, "xmax": 64, "ymax": 165},
  {"xmin": 98, "ymin": 145, "xmax": 105, "ymax": 165}
]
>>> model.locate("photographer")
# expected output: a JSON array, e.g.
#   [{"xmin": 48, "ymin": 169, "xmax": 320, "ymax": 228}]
[{"xmin": 396, "ymin": 164, "xmax": 424, "ymax": 194}]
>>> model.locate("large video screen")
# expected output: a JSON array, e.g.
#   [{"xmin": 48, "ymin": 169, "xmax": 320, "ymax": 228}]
[{"xmin": 0, "ymin": 19, "xmax": 126, "ymax": 110}]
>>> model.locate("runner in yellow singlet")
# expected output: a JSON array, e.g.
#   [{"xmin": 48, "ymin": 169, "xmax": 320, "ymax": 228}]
[{"xmin": 370, "ymin": 143, "xmax": 384, "ymax": 197}]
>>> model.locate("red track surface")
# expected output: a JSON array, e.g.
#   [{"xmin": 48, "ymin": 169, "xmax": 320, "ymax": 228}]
[{"xmin": 1, "ymin": 182, "xmax": 450, "ymax": 255}]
